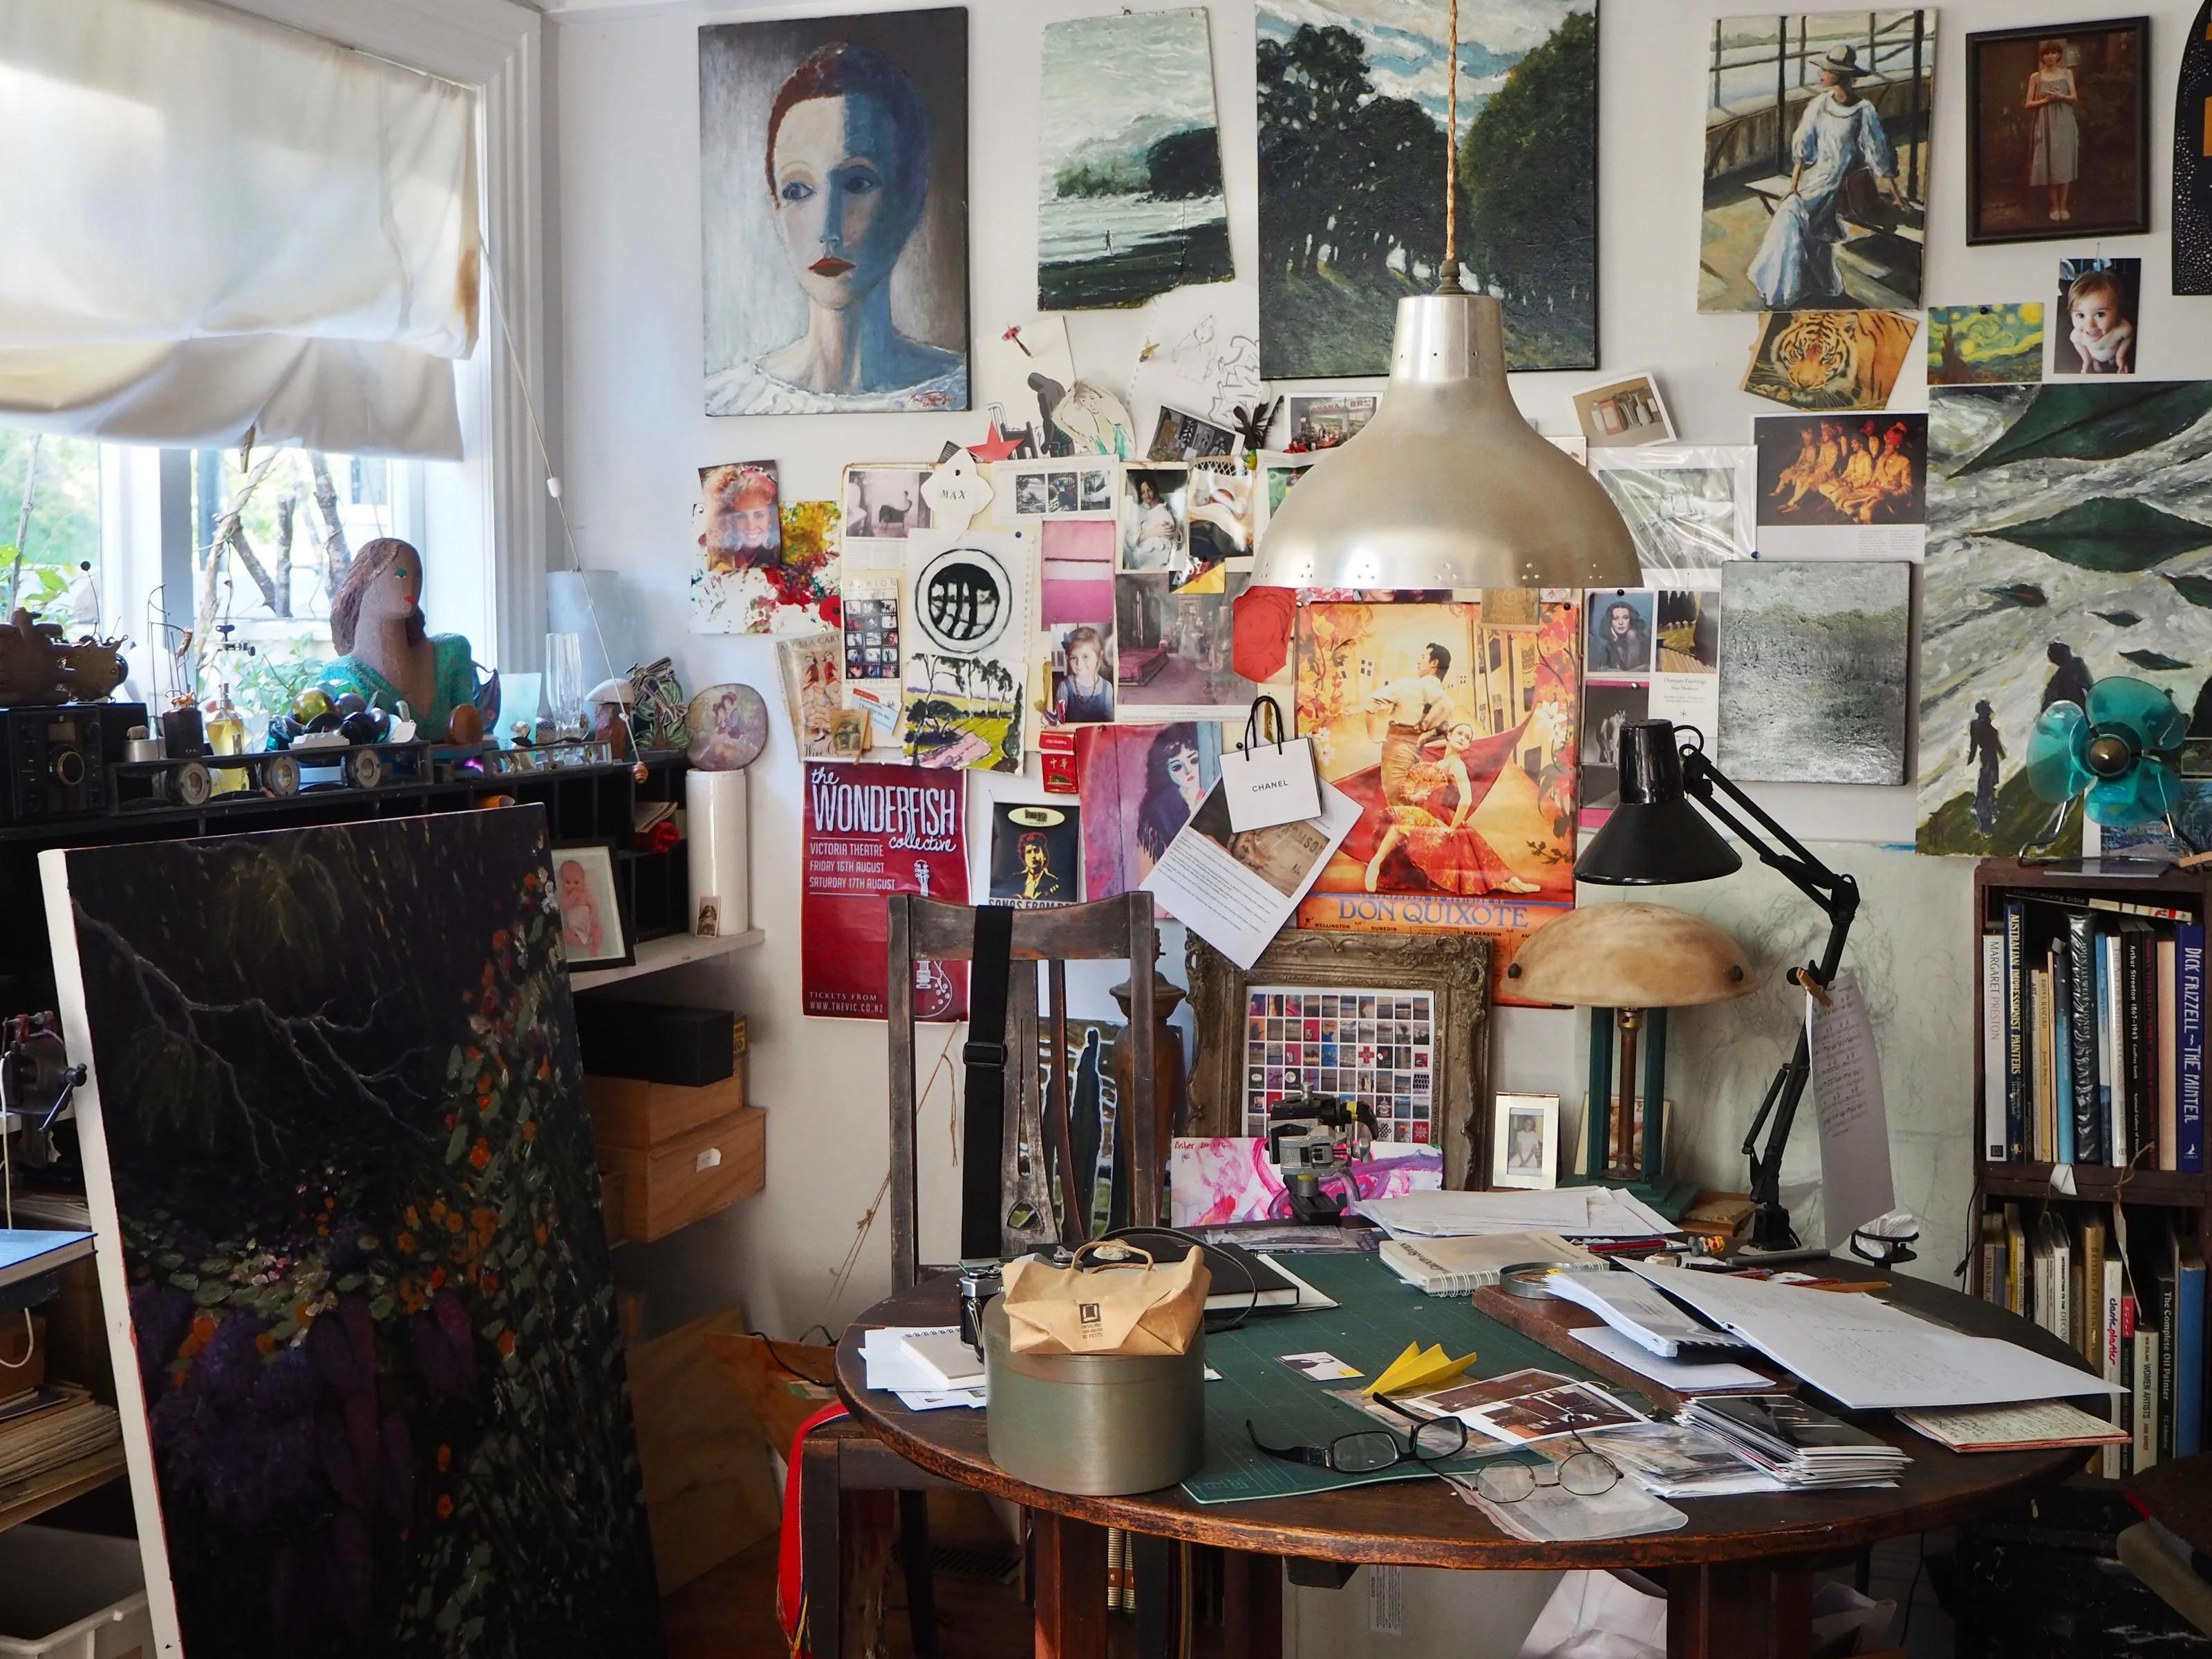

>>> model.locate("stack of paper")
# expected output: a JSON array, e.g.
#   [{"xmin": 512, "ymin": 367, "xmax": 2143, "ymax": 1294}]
[
  {"xmin": 1895, "ymin": 1399, "xmax": 2130, "ymax": 1454},
  {"xmin": 859, "ymin": 1325, "xmax": 986, "ymax": 1411},
  {"xmin": 1586, "ymin": 1421, "xmax": 1784, "ymax": 1497},
  {"xmin": 0, "ymin": 1385, "xmax": 121, "ymax": 1493},
  {"xmin": 1566, "ymin": 1327, "xmax": 1770, "ymax": 1394},
  {"xmin": 1543, "ymin": 1270, "xmax": 1746, "ymax": 1358},
  {"xmin": 1680, "ymin": 1395, "xmax": 1910, "ymax": 1489},
  {"xmin": 1354, "ymin": 1188, "xmax": 1679, "ymax": 1241}
]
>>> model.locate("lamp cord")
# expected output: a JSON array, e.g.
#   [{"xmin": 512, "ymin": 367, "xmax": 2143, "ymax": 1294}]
[{"xmin": 1439, "ymin": 0, "xmax": 1462, "ymax": 293}]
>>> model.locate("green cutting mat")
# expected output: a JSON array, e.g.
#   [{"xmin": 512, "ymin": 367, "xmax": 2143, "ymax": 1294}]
[{"xmin": 1182, "ymin": 1252, "xmax": 1641, "ymax": 1506}]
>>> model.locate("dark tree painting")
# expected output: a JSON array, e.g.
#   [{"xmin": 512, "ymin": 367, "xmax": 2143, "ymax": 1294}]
[
  {"xmin": 1256, "ymin": 1, "xmax": 1598, "ymax": 378},
  {"xmin": 48, "ymin": 809, "xmax": 659, "ymax": 1657}
]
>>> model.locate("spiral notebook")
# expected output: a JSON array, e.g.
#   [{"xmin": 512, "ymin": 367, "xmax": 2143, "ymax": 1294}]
[{"xmin": 1377, "ymin": 1230, "xmax": 1604, "ymax": 1297}]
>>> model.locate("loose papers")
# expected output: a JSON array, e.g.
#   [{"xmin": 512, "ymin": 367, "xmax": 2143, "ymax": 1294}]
[{"xmin": 1354, "ymin": 1186, "xmax": 1679, "ymax": 1241}]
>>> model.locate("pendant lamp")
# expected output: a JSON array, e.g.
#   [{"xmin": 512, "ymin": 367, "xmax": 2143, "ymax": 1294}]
[{"xmin": 1250, "ymin": 2, "xmax": 1641, "ymax": 592}]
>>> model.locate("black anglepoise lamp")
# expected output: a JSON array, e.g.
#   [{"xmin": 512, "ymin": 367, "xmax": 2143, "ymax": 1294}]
[{"xmin": 1577, "ymin": 722, "xmax": 1860, "ymax": 1255}]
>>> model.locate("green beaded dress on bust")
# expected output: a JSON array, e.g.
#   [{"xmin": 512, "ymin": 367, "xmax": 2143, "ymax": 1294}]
[{"xmin": 322, "ymin": 636, "xmax": 478, "ymax": 740}]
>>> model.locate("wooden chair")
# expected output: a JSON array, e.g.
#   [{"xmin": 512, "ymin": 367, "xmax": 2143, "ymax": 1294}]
[{"xmin": 803, "ymin": 893, "xmax": 1162, "ymax": 1658}]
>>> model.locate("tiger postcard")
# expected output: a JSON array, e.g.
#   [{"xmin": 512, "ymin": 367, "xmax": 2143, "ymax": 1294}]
[{"xmin": 1741, "ymin": 309, "xmax": 1918, "ymax": 410}]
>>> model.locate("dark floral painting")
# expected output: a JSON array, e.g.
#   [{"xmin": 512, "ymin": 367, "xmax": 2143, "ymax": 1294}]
[{"xmin": 50, "ymin": 809, "xmax": 659, "ymax": 1657}]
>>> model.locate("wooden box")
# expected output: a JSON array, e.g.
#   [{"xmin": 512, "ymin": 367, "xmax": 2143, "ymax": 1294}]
[
  {"xmin": 627, "ymin": 1309, "xmax": 781, "ymax": 1593},
  {"xmin": 596, "ymin": 1104, "xmax": 765, "ymax": 1244},
  {"xmin": 587, "ymin": 1068, "xmax": 747, "ymax": 1150}
]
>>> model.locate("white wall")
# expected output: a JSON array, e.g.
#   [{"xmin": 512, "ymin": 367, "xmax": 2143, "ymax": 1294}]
[{"xmin": 550, "ymin": 1, "xmax": 2212, "ymax": 1644}]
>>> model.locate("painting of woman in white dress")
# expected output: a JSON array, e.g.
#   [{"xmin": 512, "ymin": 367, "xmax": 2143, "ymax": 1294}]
[
  {"xmin": 700, "ymin": 11, "xmax": 971, "ymax": 416},
  {"xmin": 1698, "ymin": 15, "xmax": 1933, "ymax": 312}
]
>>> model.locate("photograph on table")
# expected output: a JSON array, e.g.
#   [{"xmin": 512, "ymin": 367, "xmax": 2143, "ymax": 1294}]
[
  {"xmin": 1717, "ymin": 559, "xmax": 1910, "ymax": 785},
  {"xmin": 1280, "ymin": 393, "xmax": 1377, "ymax": 451},
  {"xmin": 1590, "ymin": 447, "xmax": 1755, "ymax": 577},
  {"xmin": 1036, "ymin": 7, "xmax": 1230, "ymax": 310},
  {"xmin": 1292, "ymin": 597, "xmax": 1581, "ymax": 1004},
  {"xmin": 552, "ymin": 841, "xmax": 633, "ymax": 971},
  {"xmin": 41, "ymin": 813, "xmax": 660, "ymax": 1656},
  {"xmin": 1698, "ymin": 12, "xmax": 1932, "ymax": 315},
  {"xmin": 1042, "ymin": 621, "xmax": 1116, "ymax": 725},
  {"xmin": 1114, "ymin": 570, "xmax": 1255, "ymax": 721},
  {"xmin": 1076, "ymin": 721, "xmax": 1223, "ymax": 906},
  {"xmin": 1492, "ymin": 1092, "xmax": 1561, "ymax": 1190},
  {"xmin": 988, "ymin": 800, "xmax": 1081, "ymax": 907},
  {"xmin": 1965, "ymin": 19, "xmax": 2150, "ymax": 245},
  {"xmin": 1927, "ymin": 303, "xmax": 2046, "ymax": 386},
  {"xmin": 700, "ymin": 10, "xmax": 970, "ymax": 415},
  {"xmin": 1041, "ymin": 518, "xmax": 1115, "ymax": 623},
  {"xmin": 899, "ymin": 533, "xmax": 1030, "ymax": 772},
  {"xmin": 1572, "ymin": 374, "xmax": 1675, "ymax": 449},
  {"xmin": 1171, "ymin": 1135, "xmax": 1441, "ymax": 1227},
  {"xmin": 2052, "ymin": 256, "xmax": 2140, "ymax": 377},
  {"xmin": 1257, "ymin": 0, "xmax": 1597, "ymax": 376},
  {"xmin": 1916, "ymin": 381, "xmax": 2212, "ymax": 856},
  {"xmin": 1740, "ymin": 309, "xmax": 1918, "ymax": 411},
  {"xmin": 843, "ymin": 465, "xmax": 936, "ymax": 542},
  {"xmin": 1145, "ymin": 404, "xmax": 1239, "ymax": 463},
  {"xmin": 1186, "ymin": 930, "xmax": 1492, "ymax": 1185},
  {"xmin": 1118, "ymin": 467, "xmax": 1189, "ymax": 574},
  {"xmin": 1754, "ymin": 411, "xmax": 1928, "ymax": 559},
  {"xmin": 777, "ymin": 632, "xmax": 845, "ymax": 758}
]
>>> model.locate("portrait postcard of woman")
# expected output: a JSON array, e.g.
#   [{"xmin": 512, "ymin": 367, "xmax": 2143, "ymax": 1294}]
[{"xmin": 700, "ymin": 10, "xmax": 971, "ymax": 416}]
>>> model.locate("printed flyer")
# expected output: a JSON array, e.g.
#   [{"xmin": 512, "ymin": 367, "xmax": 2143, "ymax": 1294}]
[{"xmin": 801, "ymin": 762, "xmax": 968, "ymax": 1020}]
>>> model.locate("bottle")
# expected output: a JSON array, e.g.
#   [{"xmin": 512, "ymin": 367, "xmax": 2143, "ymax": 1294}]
[{"xmin": 205, "ymin": 683, "xmax": 247, "ymax": 795}]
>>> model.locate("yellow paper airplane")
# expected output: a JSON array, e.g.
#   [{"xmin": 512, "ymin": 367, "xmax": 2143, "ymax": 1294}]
[{"xmin": 1363, "ymin": 1342, "xmax": 1479, "ymax": 1397}]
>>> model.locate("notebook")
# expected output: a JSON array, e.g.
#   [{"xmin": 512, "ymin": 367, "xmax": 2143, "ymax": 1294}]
[
  {"xmin": 899, "ymin": 1330, "xmax": 986, "ymax": 1391},
  {"xmin": 1377, "ymin": 1230, "xmax": 1604, "ymax": 1296}
]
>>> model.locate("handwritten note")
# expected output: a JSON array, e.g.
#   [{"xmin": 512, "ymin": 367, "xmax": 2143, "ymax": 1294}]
[{"xmin": 1807, "ymin": 973, "xmax": 1895, "ymax": 1251}]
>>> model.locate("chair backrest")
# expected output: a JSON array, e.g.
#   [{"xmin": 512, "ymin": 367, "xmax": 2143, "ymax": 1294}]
[{"xmin": 885, "ymin": 893, "xmax": 1157, "ymax": 1290}]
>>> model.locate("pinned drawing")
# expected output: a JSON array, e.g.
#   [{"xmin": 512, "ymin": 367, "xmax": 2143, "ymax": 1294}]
[
  {"xmin": 1038, "ymin": 8, "xmax": 1231, "ymax": 309},
  {"xmin": 901, "ymin": 532, "xmax": 1031, "ymax": 772}
]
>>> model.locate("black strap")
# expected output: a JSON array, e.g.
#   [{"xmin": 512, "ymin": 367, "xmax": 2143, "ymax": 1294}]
[{"xmin": 959, "ymin": 904, "xmax": 1015, "ymax": 1262}]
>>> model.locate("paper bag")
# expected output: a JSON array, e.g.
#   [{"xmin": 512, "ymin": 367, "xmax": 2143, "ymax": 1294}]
[{"xmin": 1001, "ymin": 1243, "xmax": 1211, "ymax": 1356}]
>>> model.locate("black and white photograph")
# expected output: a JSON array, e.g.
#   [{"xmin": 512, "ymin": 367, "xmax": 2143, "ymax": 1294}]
[
  {"xmin": 1586, "ymin": 591, "xmax": 1656, "ymax": 676},
  {"xmin": 1118, "ymin": 467, "xmax": 1189, "ymax": 572},
  {"xmin": 1145, "ymin": 404, "xmax": 1239, "ymax": 462},
  {"xmin": 1492, "ymin": 1092, "xmax": 1559, "ymax": 1190},
  {"xmin": 1718, "ymin": 559, "xmax": 1911, "ymax": 784},
  {"xmin": 844, "ymin": 466, "xmax": 936, "ymax": 541}
]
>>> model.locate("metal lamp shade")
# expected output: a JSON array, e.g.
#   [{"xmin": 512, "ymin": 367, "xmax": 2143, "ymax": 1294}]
[
  {"xmin": 1249, "ymin": 293, "xmax": 1642, "ymax": 590},
  {"xmin": 1577, "ymin": 720, "xmax": 1741, "ymax": 886}
]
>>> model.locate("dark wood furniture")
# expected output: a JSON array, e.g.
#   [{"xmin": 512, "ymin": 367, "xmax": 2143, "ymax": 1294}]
[
  {"xmin": 839, "ymin": 1264, "xmax": 2088, "ymax": 1659},
  {"xmin": 2133, "ymin": 1454, "xmax": 2212, "ymax": 1555},
  {"xmin": 803, "ymin": 895, "xmax": 1163, "ymax": 1658}
]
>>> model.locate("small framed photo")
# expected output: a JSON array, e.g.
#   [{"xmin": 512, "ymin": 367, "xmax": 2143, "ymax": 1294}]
[
  {"xmin": 1965, "ymin": 19, "xmax": 2151, "ymax": 245},
  {"xmin": 552, "ymin": 842, "xmax": 633, "ymax": 971},
  {"xmin": 1492, "ymin": 1092, "xmax": 1560, "ymax": 1190}
]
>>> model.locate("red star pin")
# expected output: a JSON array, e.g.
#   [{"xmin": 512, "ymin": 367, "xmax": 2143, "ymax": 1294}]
[{"xmin": 966, "ymin": 427, "xmax": 1023, "ymax": 465}]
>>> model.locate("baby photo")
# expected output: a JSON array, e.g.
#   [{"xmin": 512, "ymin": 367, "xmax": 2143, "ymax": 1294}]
[{"xmin": 2054, "ymin": 256, "xmax": 2139, "ymax": 375}]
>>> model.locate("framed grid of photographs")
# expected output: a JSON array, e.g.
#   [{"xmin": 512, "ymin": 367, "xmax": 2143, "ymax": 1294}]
[{"xmin": 1240, "ymin": 986, "xmax": 1437, "ymax": 1144}]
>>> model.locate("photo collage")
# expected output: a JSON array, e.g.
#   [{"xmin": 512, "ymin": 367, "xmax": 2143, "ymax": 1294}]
[
  {"xmin": 1241, "ymin": 985, "xmax": 1437, "ymax": 1144},
  {"xmin": 1579, "ymin": 586, "xmax": 1723, "ymax": 827}
]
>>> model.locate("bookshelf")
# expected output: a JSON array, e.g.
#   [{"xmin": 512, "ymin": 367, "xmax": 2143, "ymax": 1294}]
[{"xmin": 1970, "ymin": 857, "xmax": 2211, "ymax": 1478}]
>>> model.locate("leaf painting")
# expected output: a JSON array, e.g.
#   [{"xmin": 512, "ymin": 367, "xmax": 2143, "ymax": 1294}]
[
  {"xmin": 2122, "ymin": 650, "xmax": 2193, "ymax": 671},
  {"xmin": 1983, "ymin": 498, "xmax": 2212, "ymax": 571},
  {"xmin": 2094, "ymin": 609, "xmax": 2144, "ymax": 626},
  {"xmin": 2159, "ymin": 573, "xmax": 2212, "ymax": 608},
  {"xmin": 1953, "ymin": 382, "xmax": 2212, "ymax": 476}
]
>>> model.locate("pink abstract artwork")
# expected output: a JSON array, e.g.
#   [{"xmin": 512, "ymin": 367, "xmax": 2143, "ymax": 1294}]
[{"xmin": 1168, "ymin": 1136, "xmax": 1443, "ymax": 1228}]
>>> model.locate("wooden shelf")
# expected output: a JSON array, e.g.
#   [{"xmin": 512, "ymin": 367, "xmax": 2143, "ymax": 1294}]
[
  {"xmin": 0, "ymin": 1445, "xmax": 126, "ymax": 1536},
  {"xmin": 1980, "ymin": 1163, "xmax": 2209, "ymax": 1206},
  {"xmin": 572, "ymin": 929, "xmax": 764, "ymax": 993}
]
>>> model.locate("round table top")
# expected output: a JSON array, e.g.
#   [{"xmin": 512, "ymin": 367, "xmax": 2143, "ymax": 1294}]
[
  {"xmin": 2132, "ymin": 1454, "xmax": 2212, "ymax": 1555},
  {"xmin": 837, "ymin": 1264, "xmax": 2089, "ymax": 1572}
]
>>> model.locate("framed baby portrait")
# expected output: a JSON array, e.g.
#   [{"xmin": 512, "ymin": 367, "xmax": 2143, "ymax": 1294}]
[
  {"xmin": 552, "ymin": 843, "xmax": 635, "ymax": 972},
  {"xmin": 1965, "ymin": 19, "xmax": 2150, "ymax": 245},
  {"xmin": 699, "ymin": 9, "xmax": 971, "ymax": 415},
  {"xmin": 1492, "ymin": 1093, "xmax": 1559, "ymax": 1190}
]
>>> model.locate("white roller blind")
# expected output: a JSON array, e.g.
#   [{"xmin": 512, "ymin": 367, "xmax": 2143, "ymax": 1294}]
[{"xmin": 0, "ymin": 0, "xmax": 479, "ymax": 457}]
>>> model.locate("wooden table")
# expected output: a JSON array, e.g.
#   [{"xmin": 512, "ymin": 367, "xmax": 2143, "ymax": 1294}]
[
  {"xmin": 837, "ymin": 1268, "xmax": 2087, "ymax": 1659},
  {"xmin": 2133, "ymin": 1455, "xmax": 2212, "ymax": 1556}
]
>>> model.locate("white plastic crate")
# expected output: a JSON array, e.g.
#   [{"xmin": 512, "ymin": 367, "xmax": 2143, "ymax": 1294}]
[{"xmin": 0, "ymin": 1526, "xmax": 149, "ymax": 1659}]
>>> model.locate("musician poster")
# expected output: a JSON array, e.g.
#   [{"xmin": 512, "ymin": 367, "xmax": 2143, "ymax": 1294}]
[
  {"xmin": 1293, "ymin": 597, "xmax": 1582, "ymax": 1006},
  {"xmin": 801, "ymin": 761, "xmax": 968, "ymax": 1020}
]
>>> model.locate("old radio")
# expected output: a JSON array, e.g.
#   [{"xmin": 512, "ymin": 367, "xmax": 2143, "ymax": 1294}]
[{"xmin": 0, "ymin": 703, "xmax": 144, "ymax": 825}]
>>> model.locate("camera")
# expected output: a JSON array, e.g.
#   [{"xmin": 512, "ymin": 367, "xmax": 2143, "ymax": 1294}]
[{"xmin": 957, "ymin": 1258, "xmax": 1003, "ymax": 1357}]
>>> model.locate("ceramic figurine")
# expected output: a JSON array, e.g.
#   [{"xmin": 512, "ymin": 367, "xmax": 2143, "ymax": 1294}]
[{"xmin": 321, "ymin": 538, "xmax": 481, "ymax": 740}]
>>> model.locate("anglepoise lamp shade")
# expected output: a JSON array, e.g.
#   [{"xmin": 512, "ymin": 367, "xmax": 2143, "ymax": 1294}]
[
  {"xmin": 1577, "ymin": 720, "xmax": 1741, "ymax": 886},
  {"xmin": 1506, "ymin": 901, "xmax": 1756, "ymax": 1188},
  {"xmin": 1250, "ymin": 293, "xmax": 1642, "ymax": 590}
]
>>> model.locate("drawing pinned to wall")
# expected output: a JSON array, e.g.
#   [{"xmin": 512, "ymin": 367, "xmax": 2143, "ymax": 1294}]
[
  {"xmin": 1589, "ymin": 447, "xmax": 1756, "ymax": 576},
  {"xmin": 1927, "ymin": 304, "xmax": 2046, "ymax": 386},
  {"xmin": 694, "ymin": 462, "xmax": 842, "ymax": 635},
  {"xmin": 1965, "ymin": 19, "xmax": 2150, "ymax": 245},
  {"xmin": 700, "ymin": 9, "xmax": 971, "ymax": 415},
  {"xmin": 1078, "ymin": 721, "xmax": 1224, "ymax": 904},
  {"xmin": 1257, "ymin": 0, "xmax": 1599, "ymax": 375},
  {"xmin": 1741, "ymin": 309, "xmax": 1918, "ymax": 410},
  {"xmin": 2177, "ymin": 2, "xmax": 2212, "ymax": 294},
  {"xmin": 987, "ymin": 315, "xmax": 1080, "ymax": 456},
  {"xmin": 1718, "ymin": 559, "xmax": 1909, "ymax": 785},
  {"xmin": 900, "ymin": 532, "xmax": 1031, "ymax": 772},
  {"xmin": 1037, "ymin": 8, "xmax": 1231, "ymax": 310},
  {"xmin": 1700, "ymin": 12, "xmax": 1933, "ymax": 315},
  {"xmin": 1132, "ymin": 296, "xmax": 1264, "ymax": 435},
  {"xmin": 2053, "ymin": 256, "xmax": 2140, "ymax": 376},
  {"xmin": 1917, "ymin": 382, "xmax": 2212, "ymax": 857}
]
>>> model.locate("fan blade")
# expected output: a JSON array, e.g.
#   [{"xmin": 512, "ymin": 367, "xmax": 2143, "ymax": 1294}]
[
  {"xmin": 2086, "ymin": 759, "xmax": 2182, "ymax": 827},
  {"xmin": 2023, "ymin": 702, "xmax": 2094, "ymax": 803},
  {"xmin": 2087, "ymin": 675, "xmax": 2187, "ymax": 753}
]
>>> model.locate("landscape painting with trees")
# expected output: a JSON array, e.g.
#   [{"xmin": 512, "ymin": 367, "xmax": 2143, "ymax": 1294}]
[
  {"xmin": 1038, "ymin": 8, "xmax": 1231, "ymax": 310},
  {"xmin": 1256, "ymin": 0, "xmax": 1598, "ymax": 378}
]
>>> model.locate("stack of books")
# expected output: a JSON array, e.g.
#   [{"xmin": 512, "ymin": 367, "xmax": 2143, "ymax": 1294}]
[
  {"xmin": 1980, "ymin": 894, "xmax": 2204, "ymax": 1171},
  {"xmin": 1679, "ymin": 1394, "xmax": 1911, "ymax": 1489},
  {"xmin": 0, "ymin": 1384, "xmax": 122, "ymax": 1506},
  {"xmin": 1975, "ymin": 1204, "xmax": 2204, "ymax": 1477}
]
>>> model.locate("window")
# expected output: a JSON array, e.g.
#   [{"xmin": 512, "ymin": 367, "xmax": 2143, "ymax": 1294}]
[{"xmin": 0, "ymin": 429, "xmax": 102, "ymax": 626}]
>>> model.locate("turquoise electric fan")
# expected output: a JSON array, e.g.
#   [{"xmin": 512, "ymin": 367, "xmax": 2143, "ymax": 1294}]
[{"xmin": 2023, "ymin": 677, "xmax": 2188, "ymax": 853}]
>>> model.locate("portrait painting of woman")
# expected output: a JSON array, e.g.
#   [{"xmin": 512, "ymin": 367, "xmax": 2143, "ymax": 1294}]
[
  {"xmin": 1965, "ymin": 20, "xmax": 2148, "ymax": 245},
  {"xmin": 700, "ymin": 10, "xmax": 971, "ymax": 416}
]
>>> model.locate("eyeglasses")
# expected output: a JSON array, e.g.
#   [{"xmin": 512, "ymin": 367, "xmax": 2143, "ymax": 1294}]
[
  {"xmin": 1468, "ymin": 1432, "xmax": 1620, "ymax": 1503},
  {"xmin": 1245, "ymin": 1396, "xmax": 1470, "ymax": 1475}
]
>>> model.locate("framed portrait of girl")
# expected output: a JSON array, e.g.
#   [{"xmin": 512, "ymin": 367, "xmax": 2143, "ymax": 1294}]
[
  {"xmin": 1965, "ymin": 19, "xmax": 2150, "ymax": 245},
  {"xmin": 700, "ymin": 10, "xmax": 971, "ymax": 415}
]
